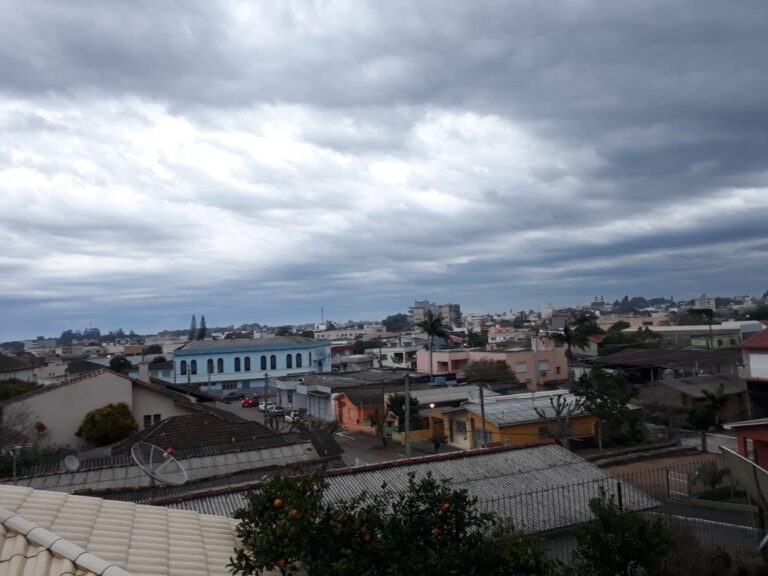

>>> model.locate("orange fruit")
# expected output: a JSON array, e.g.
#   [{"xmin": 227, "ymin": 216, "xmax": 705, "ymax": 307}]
[{"xmin": 273, "ymin": 498, "xmax": 283, "ymax": 508}]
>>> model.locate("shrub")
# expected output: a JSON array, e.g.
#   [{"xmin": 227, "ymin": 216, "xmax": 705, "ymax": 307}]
[{"xmin": 75, "ymin": 402, "xmax": 138, "ymax": 446}]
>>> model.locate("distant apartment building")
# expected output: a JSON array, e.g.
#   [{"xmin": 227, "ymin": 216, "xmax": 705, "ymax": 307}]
[
  {"xmin": 416, "ymin": 338, "xmax": 568, "ymax": 390},
  {"xmin": 596, "ymin": 314, "xmax": 669, "ymax": 331},
  {"xmin": 313, "ymin": 324, "xmax": 387, "ymax": 341},
  {"xmin": 409, "ymin": 300, "xmax": 462, "ymax": 328},
  {"xmin": 173, "ymin": 337, "xmax": 331, "ymax": 396},
  {"xmin": 694, "ymin": 293, "xmax": 716, "ymax": 310},
  {"xmin": 624, "ymin": 321, "xmax": 764, "ymax": 348}
]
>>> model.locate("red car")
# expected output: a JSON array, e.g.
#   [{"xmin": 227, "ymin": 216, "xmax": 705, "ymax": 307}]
[{"xmin": 241, "ymin": 396, "xmax": 258, "ymax": 408}]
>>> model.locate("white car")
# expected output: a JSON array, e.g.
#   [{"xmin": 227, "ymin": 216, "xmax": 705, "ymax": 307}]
[
  {"xmin": 284, "ymin": 411, "xmax": 302, "ymax": 423},
  {"xmin": 258, "ymin": 401, "xmax": 275, "ymax": 412}
]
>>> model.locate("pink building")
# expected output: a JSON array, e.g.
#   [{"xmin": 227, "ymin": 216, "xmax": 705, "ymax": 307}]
[{"xmin": 416, "ymin": 339, "xmax": 568, "ymax": 390}]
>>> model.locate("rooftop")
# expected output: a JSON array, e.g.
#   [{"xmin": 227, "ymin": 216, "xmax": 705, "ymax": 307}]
[
  {"xmin": 655, "ymin": 373, "xmax": 746, "ymax": 399},
  {"xmin": 742, "ymin": 329, "xmax": 768, "ymax": 351},
  {"xmin": 155, "ymin": 443, "xmax": 656, "ymax": 534},
  {"xmin": 0, "ymin": 484, "xmax": 238, "ymax": 576},
  {"xmin": 461, "ymin": 392, "xmax": 589, "ymax": 426},
  {"xmin": 589, "ymin": 346, "xmax": 742, "ymax": 369},
  {"xmin": 109, "ymin": 412, "xmax": 274, "ymax": 455},
  {"xmin": 175, "ymin": 337, "xmax": 324, "ymax": 354},
  {"xmin": 0, "ymin": 353, "xmax": 33, "ymax": 373}
]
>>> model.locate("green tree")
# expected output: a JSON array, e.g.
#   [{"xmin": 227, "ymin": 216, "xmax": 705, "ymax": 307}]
[
  {"xmin": 701, "ymin": 383, "xmax": 729, "ymax": 428},
  {"xmin": 571, "ymin": 369, "xmax": 638, "ymax": 448},
  {"xmin": 109, "ymin": 355, "xmax": 132, "ymax": 373},
  {"xmin": 549, "ymin": 324, "xmax": 589, "ymax": 358},
  {"xmin": 416, "ymin": 310, "xmax": 451, "ymax": 383},
  {"xmin": 143, "ymin": 344, "xmax": 163, "ymax": 355},
  {"xmin": 571, "ymin": 488, "xmax": 671, "ymax": 576},
  {"xmin": 608, "ymin": 320, "xmax": 631, "ymax": 333},
  {"xmin": 188, "ymin": 314, "xmax": 197, "ymax": 341},
  {"xmin": 230, "ymin": 470, "xmax": 555, "ymax": 576},
  {"xmin": 149, "ymin": 355, "xmax": 168, "ymax": 364},
  {"xmin": 198, "ymin": 315, "xmax": 207, "ymax": 340},
  {"xmin": 75, "ymin": 403, "xmax": 138, "ymax": 446},
  {"xmin": 463, "ymin": 360, "xmax": 515, "ymax": 384},
  {"xmin": 382, "ymin": 313, "xmax": 409, "ymax": 332},
  {"xmin": 388, "ymin": 393, "xmax": 422, "ymax": 432}
]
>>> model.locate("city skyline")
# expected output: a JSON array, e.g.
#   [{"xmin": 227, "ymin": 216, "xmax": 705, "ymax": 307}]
[{"xmin": 2, "ymin": 2, "xmax": 768, "ymax": 341}]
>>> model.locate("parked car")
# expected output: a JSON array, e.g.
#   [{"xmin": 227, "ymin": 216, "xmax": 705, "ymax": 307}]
[
  {"xmin": 259, "ymin": 401, "xmax": 275, "ymax": 412},
  {"xmin": 224, "ymin": 392, "xmax": 247, "ymax": 402},
  {"xmin": 241, "ymin": 396, "xmax": 258, "ymax": 408},
  {"xmin": 266, "ymin": 405, "xmax": 285, "ymax": 416},
  {"xmin": 284, "ymin": 410, "xmax": 302, "ymax": 423}
]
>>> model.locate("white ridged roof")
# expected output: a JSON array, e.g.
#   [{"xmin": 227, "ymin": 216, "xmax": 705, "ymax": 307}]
[{"xmin": 0, "ymin": 485, "xmax": 238, "ymax": 576}]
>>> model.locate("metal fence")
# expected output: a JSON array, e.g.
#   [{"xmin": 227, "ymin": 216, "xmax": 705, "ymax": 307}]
[{"xmin": 477, "ymin": 455, "xmax": 764, "ymax": 566}]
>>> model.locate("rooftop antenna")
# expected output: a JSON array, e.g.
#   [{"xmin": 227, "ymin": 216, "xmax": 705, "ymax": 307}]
[
  {"xmin": 1, "ymin": 444, "xmax": 32, "ymax": 480},
  {"xmin": 59, "ymin": 454, "xmax": 81, "ymax": 473},
  {"xmin": 131, "ymin": 442, "xmax": 188, "ymax": 486}
]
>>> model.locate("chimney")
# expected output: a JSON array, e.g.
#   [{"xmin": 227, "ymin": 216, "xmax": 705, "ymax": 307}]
[{"xmin": 138, "ymin": 361, "xmax": 150, "ymax": 382}]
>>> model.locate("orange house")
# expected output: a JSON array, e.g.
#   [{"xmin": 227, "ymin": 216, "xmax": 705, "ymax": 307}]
[{"xmin": 334, "ymin": 388, "xmax": 388, "ymax": 435}]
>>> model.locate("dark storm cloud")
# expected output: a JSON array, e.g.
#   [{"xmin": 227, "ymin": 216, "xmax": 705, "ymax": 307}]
[{"xmin": 1, "ymin": 1, "xmax": 767, "ymax": 338}]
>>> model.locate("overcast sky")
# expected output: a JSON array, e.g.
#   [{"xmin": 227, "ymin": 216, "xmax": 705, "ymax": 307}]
[{"xmin": 1, "ymin": 1, "xmax": 768, "ymax": 340}]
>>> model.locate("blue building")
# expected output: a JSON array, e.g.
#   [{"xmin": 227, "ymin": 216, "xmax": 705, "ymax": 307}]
[{"xmin": 172, "ymin": 337, "xmax": 331, "ymax": 396}]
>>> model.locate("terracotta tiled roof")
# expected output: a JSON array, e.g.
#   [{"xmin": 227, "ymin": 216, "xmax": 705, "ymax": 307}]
[
  {"xmin": 0, "ymin": 484, "xmax": 238, "ymax": 575},
  {"xmin": 0, "ymin": 354, "xmax": 33, "ymax": 374},
  {"xmin": 110, "ymin": 412, "xmax": 274, "ymax": 455},
  {"xmin": 742, "ymin": 329, "xmax": 768, "ymax": 351}
]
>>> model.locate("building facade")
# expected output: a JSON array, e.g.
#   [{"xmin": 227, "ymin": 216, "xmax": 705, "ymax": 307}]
[{"xmin": 173, "ymin": 337, "xmax": 331, "ymax": 395}]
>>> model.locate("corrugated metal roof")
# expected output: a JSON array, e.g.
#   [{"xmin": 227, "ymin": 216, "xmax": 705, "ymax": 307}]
[
  {"xmin": 464, "ymin": 393, "xmax": 587, "ymax": 426},
  {"xmin": 162, "ymin": 444, "xmax": 656, "ymax": 534},
  {"xmin": 0, "ymin": 484, "xmax": 238, "ymax": 576}
]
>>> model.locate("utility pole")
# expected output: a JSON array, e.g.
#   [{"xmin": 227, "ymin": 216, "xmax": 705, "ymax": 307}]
[
  {"xmin": 479, "ymin": 384, "xmax": 487, "ymax": 447},
  {"xmin": 404, "ymin": 374, "xmax": 412, "ymax": 457}
]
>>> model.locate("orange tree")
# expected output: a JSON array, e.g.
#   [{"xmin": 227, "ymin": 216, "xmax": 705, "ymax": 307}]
[{"xmin": 229, "ymin": 469, "xmax": 556, "ymax": 576}]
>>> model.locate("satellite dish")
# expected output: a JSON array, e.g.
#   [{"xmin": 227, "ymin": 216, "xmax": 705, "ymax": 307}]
[
  {"xmin": 60, "ymin": 455, "xmax": 80, "ymax": 472},
  {"xmin": 131, "ymin": 442, "xmax": 188, "ymax": 486}
]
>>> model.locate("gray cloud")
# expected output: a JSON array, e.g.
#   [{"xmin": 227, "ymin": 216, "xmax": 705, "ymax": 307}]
[{"xmin": 1, "ymin": 1, "xmax": 768, "ymax": 339}]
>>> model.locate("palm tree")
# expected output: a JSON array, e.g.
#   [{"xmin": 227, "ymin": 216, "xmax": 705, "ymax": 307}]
[
  {"xmin": 416, "ymin": 310, "xmax": 451, "ymax": 383},
  {"xmin": 549, "ymin": 324, "xmax": 589, "ymax": 359},
  {"xmin": 701, "ymin": 383, "xmax": 729, "ymax": 428}
]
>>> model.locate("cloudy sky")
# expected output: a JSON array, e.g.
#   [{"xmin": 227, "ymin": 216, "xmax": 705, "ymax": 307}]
[{"xmin": 1, "ymin": 1, "xmax": 768, "ymax": 340}]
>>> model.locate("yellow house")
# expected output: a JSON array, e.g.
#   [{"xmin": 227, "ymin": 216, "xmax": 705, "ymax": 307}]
[{"xmin": 428, "ymin": 391, "xmax": 599, "ymax": 450}]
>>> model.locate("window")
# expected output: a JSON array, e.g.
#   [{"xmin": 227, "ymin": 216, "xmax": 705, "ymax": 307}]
[
  {"xmin": 153, "ymin": 413, "xmax": 161, "ymax": 424},
  {"xmin": 296, "ymin": 353, "xmax": 302, "ymax": 368},
  {"xmin": 309, "ymin": 352, "xmax": 313, "ymax": 364},
  {"xmin": 207, "ymin": 359, "xmax": 214, "ymax": 374},
  {"xmin": 717, "ymin": 339, "xmax": 723, "ymax": 347},
  {"xmin": 454, "ymin": 420, "xmax": 467, "ymax": 434},
  {"xmin": 180, "ymin": 360, "xmax": 187, "ymax": 375},
  {"xmin": 348, "ymin": 408, "xmax": 355, "ymax": 419},
  {"xmin": 143, "ymin": 415, "xmax": 152, "ymax": 428},
  {"xmin": 235, "ymin": 357, "xmax": 241, "ymax": 372},
  {"xmin": 476, "ymin": 428, "xmax": 492, "ymax": 445},
  {"xmin": 244, "ymin": 357, "xmax": 251, "ymax": 371},
  {"xmin": 537, "ymin": 361, "xmax": 550, "ymax": 372},
  {"xmin": 270, "ymin": 355, "xmax": 277, "ymax": 370},
  {"xmin": 514, "ymin": 362, "xmax": 527, "ymax": 373},
  {"xmin": 223, "ymin": 382, "xmax": 237, "ymax": 390},
  {"xmin": 261, "ymin": 355, "xmax": 267, "ymax": 370},
  {"xmin": 538, "ymin": 426, "xmax": 551, "ymax": 439},
  {"xmin": 286, "ymin": 354, "xmax": 293, "ymax": 369},
  {"xmin": 190, "ymin": 360, "xmax": 198, "ymax": 375},
  {"xmin": 217, "ymin": 358, "xmax": 224, "ymax": 373},
  {"xmin": 556, "ymin": 366, "xmax": 561, "ymax": 375}
]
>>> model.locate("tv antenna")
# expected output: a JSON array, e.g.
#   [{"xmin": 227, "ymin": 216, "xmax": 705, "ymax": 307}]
[
  {"xmin": 59, "ymin": 454, "xmax": 81, "ymax": 473},
  {"xmin": 131, "ymin": 442, "xmax": 188, "ymax": 486},
  {"xmin": 1, "ymin": 444, "xmax": 32, "ymax": 480}
]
